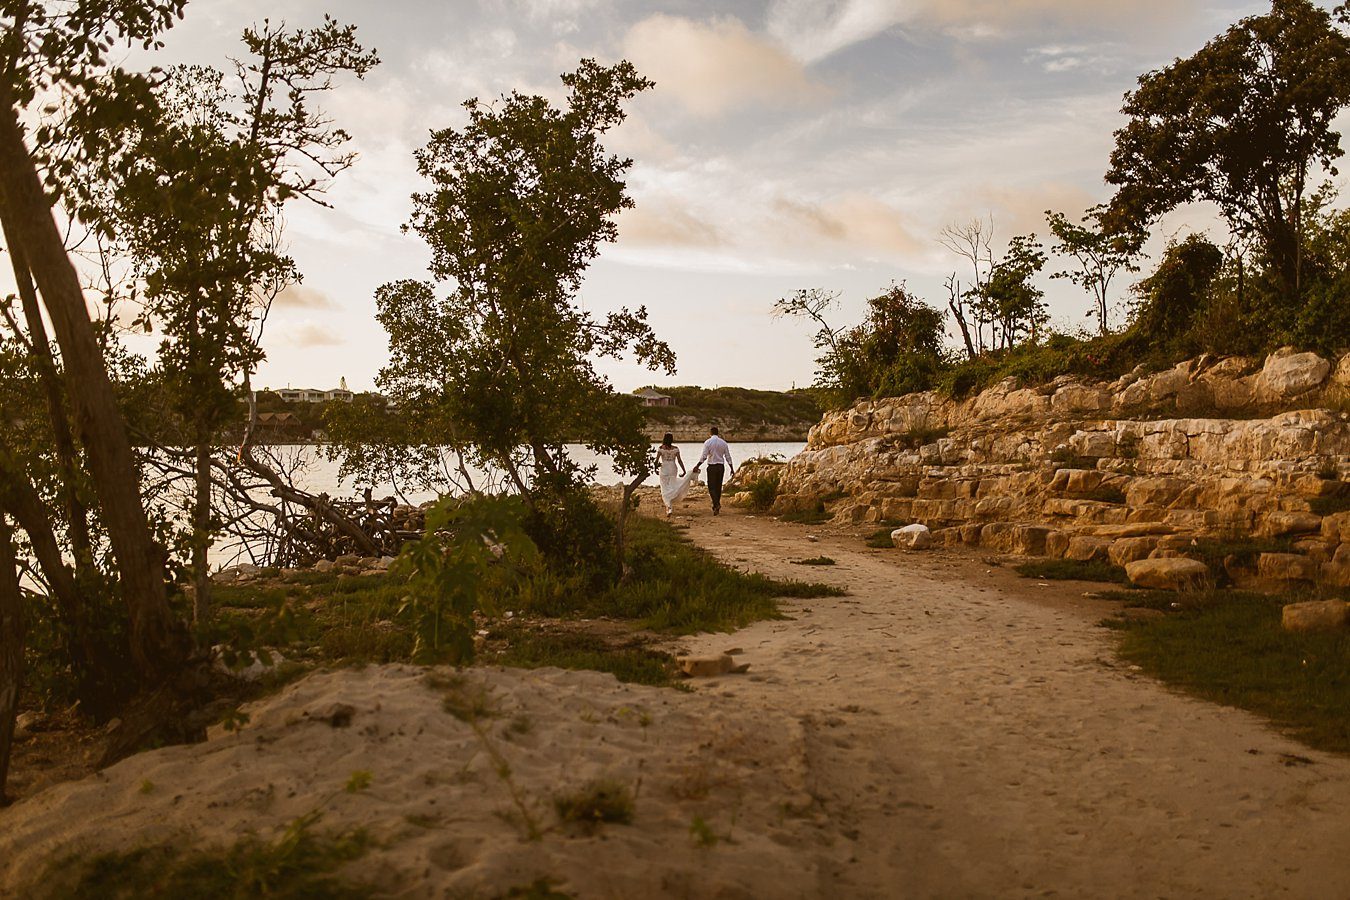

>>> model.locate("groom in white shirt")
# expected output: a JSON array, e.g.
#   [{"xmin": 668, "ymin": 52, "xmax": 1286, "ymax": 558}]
[{"xmin": 694, "ymin": 426, "xmax": 734, "ymax": 516}]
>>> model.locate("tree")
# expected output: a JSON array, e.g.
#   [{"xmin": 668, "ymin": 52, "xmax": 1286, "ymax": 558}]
[
  {"xmin": 1105, "ymin": 0, "xmax": 1350, "ymax": 303},
  {"xmin": 371, "ymin": 60, "xmax": 674, "ymax": 570},
  {"xmin": 938, "ymin": 217, "xmax": 995, "ymax": 357},
  {"xmin": 974, "ymin": 234, "xmax": 1047, "ymax": 349},
  {"xmin": 1046, "ymin": 207, "xmax": 1143, "ymax": 336},
  {"xmin": 106, "ymin": 20, "xmax": 377, "ymax": 622},
  {"xmin": 0, "ymin": 0, "xmax": 191, "ymax": 685}
]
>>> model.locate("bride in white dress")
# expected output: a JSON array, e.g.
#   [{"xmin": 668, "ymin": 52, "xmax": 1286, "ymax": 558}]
[{"xmin": 656, "ymin": 433, "xmax": 697, "ymax": 516}]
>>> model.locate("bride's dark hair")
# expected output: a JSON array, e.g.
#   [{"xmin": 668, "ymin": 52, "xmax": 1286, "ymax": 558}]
[{"xmin": 662, "ymin": 433, "xmax": 674, "ymax": 447}]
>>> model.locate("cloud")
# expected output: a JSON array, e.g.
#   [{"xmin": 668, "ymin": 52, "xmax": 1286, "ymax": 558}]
[
  {"xmin": 617, "ymin": 196, "xmax": 724, "ymax": 248},
  {"xmin": 767, "ymin": 0, "xmax": 1198, "ymax": 61},
  {"xmin": 771, "ymin": 193, "xmax": 927, "ymax": 260},
  {"xmin": 622, "ymin": 15, "xmax": 830, "ymax": 118},
  {"xmin": 273, "ymin": 284, "xmax": 336, "ymax": 310},
  {"xmin": 287, "ymin": 322, "xmax": 344, "ymax": 348}
]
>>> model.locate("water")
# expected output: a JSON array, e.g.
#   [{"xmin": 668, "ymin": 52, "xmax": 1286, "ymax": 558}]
[{"xmin": 287, "ymin": 441, "xmax": 805, "ymax": 505}]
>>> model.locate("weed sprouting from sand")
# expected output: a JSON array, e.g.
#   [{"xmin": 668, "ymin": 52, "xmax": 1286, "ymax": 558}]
[
  {"xmin": 425, "ymin": 673, "xmax": 544, "ymax": 840},
  {"xmin": 137, "ymin": 780, "xmax": 155, "ymax": 795},
  {"xmin": 344, "ymin": 770, "xmax": 373, "ymax": 793},
  {"xmin": 793, "ymin": 556, "xmax": 836, "ymax": 566},
  {"xmin": 553, "ymin": 778, "xmax": 635, "ymax": 830},
  {"xmin": 864, "ymin": 528, "xmax": 897, "ymax": 549},
  {"xmin": 42, "ymin": 810, "xmax": 371, "ymax": 899},
  {"xmin": 689, "ymin": 815, "xmax": 719, "ymax": 848}
]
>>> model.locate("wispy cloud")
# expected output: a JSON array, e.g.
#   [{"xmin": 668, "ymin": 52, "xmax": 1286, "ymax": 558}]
[
  {"xmin": 623, "ymin": 14, "xmax": 831, "ymax": 118},
  {"xmin": 273, "ymin": 284, "xmax": 336, "ymax": 310},
  {"xmin": 287, "ymin": 322, "xmax": 344, "ymax": 348}
]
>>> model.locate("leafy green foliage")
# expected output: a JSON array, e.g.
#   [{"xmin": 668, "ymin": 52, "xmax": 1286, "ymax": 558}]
[
  {"xmin": 395, "ymin": 496, "xmax": 537, "ymax": 665},
  {"xmin": 1046, "ymin": 206, "xmax": 1143, "ymax": 335},
  {"xmin": 370, "ymin": 59, "xmax": 671, "ymax": 505},
  {"xmin": 638, "ymin": 386, "xmax": 821, "ymax": 428},
  {"xmin": 1105, "ymin": 0, "xmax": 1350, "ymax": 304},
  {"xmin": 740, "ymin": 472, "xmax": 781, "ymax": 512}
]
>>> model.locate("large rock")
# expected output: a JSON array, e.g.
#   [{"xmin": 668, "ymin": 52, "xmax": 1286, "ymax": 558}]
[
  {"xmin": 1281, "ymin": 600, "xmax": 1350, "ymax": 633},
  {"xmin": 1257, "ymin": 552, "xmax": 1318, "ymax": 583},
  {"xmin": 1259, "ymin": 511, "xmax": 1324, "ymax": 538},
  {"xmin": 1256, "ymin": 349, "xmax": 1331, "ymax": 399},
  {"xmin": 891, "ymin": 523, "xmax": 933, "ymax": 550},
  {"xmin": 1125, "ymin": 557, "xmax": 1210, "ymax": 591}
]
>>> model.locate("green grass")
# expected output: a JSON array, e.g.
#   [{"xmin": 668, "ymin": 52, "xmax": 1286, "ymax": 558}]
[
  {"xmin": 41, "ymin": 812, "xmax": 370, "ymax": 899},
  {"xmin": 1106, "ymin": 589, "xmax": 1350, "ymax": 754},
  {"xmin": 740, "ymin": 472, "xmax": 781, "ymax": 511},
  {"xmin": 793, "ymin": 556, "xmax": 836, "ymax": 566},
  {"xmin": 1014, "ymin": 558, "xmax": 1129, "ymax": 583},
  {"xmin": 779, "ymin": 507, "xmax": 832, "ymax": 525},
  {"xmin": 865, "ymin": 528, "xmax": 897, "ymax": 549},
  {"xmin": 486, "ymin": 626, "xmax": 679, "ymax": 687}
]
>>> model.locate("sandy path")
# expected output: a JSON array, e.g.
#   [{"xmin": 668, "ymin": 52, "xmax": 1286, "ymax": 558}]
[{"xmin": 674, "ymin": 507, "xmax": 1350, "ymax": 899}]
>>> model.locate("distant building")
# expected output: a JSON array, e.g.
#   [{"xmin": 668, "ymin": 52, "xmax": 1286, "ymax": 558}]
[
  {"xmin": 274, "ymin": 387, "xmax": 353, "ymax": 403},
  {"xmin": 635, "ymin": 388, "xmax": 674, "ymax": 407}
]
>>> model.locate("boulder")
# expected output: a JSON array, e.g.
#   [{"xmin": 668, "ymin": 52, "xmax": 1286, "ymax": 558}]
[
  {"xmin": 1256, "ymin": 350, "xmax": 1331, "ymax": 399},
  {"xmin": 1257, "ymin": 552, "xmax": 1318, "ymax": 583},
  {"xmin": 1065, "ymin": 535, "xmax": 1112, "ymax": 562},
  {"xmin": 313, "ymin": 559, "xmax": 335, "ymax": 573},
  {"xmin": 1321, "ymin": 512, "xmax": 1350, "ymax": 545},
  {"xmin": 1258, "ymin": 511, "xmax": 1323, "ymax": 538},
  {"xmin": 334, "ymin": 554, "xmax": 361, "ymax": 567},
  {"xmin": 891, "ymin": 523, "xmax": 933, "ymax": 551},
  {"xmin": 1281, "ymin": 600, "xmax": 1350, "ymax": 633},
  {"xmin": 1125, "ymin": 557, "xmax": 1210, "ymax": 591}
]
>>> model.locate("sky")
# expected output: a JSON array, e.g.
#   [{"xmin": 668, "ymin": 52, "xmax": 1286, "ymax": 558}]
[{"xmin": 21, "ymin": 0, "xmax": 1349, "ymax": 392}]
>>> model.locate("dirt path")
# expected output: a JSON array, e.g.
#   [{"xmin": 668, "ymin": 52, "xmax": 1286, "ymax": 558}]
[{"xmin": 672, "ymin": 504, "xmax": 1350, "ymax": 899}]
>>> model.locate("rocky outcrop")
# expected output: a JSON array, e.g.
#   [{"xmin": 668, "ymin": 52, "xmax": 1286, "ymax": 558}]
[{"xmin": 776, "ymin": 349, "xmax": 1350, "ymax": 588}]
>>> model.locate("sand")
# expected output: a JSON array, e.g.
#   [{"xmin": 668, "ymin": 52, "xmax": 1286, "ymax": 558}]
[{"xmin": 3, "ymin": 506, "xmax": 1350, "ymax": 898}]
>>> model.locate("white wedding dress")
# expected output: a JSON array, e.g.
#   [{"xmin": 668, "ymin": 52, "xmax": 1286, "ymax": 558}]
[{"xmin": 657, "ymin": 446, "xmax": 698, "ymax": 513}]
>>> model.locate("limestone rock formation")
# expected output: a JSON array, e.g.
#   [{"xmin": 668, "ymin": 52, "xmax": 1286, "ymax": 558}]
[{"xmin": 1125, "ymin": 558, "xmax": 1210, "ymax": 591}]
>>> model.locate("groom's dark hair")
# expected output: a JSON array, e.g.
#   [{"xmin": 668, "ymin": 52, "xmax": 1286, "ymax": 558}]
[{"xmin": 710, "ymin": 426, "xmax": 719, "ymax": 435}]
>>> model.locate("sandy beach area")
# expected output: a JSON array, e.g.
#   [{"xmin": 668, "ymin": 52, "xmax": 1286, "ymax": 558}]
[{"xmin": 3, "ymin": 503, "xmax": 1349, "ymax": 898}]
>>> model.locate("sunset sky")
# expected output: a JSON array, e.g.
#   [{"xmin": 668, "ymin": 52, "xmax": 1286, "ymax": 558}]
[{"xmin": 29, "ymin": 1, "xmax": 1350, "ymax": 392}]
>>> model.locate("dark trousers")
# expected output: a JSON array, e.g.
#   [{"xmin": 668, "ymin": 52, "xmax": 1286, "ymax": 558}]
[{"xmin": 706, "ymin": 464, "xmax": 725, "ymax": 511}]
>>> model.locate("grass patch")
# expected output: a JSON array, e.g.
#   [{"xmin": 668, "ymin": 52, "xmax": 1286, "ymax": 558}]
[
  {"xmin": 553, "ymin": 779, "xmax": 635, "ymax": 830},
  {"xmin": 779, "ymin": 507, "xmax": 832, "ymax": 525},
  {"xmin": 487, "ymin": 626, "xmax": 679, "ymax": 687},
  {"xmin": 1109, "ymin": 589, "xmax": 1350, "ymax": 754},
  {"xmin": 1014, "ymin": 558, "xmax": 1129, "ymax": 583},
  {"xmin": 42, "ymin": 811, "xmax": 370, "ymax": 899},
  {"xmin": 511, "ymin": 515, "xmax": 843, "ymax": 634},
  {"xmin": 739, "ymin": 472, "xmax": 781, "ymax": 512},
  {"xmin": 865, "ymin": 528, "xmax": 896, "ymax": 549},
  {"xmin": 793, "ymin": 556, "xmax": 836, "ymax": 566}
]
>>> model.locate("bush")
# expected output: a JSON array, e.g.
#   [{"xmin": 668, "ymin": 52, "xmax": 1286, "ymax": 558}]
[{"xmin": 741, "ymin": 472, "xmax": 781, "ymax": 512}]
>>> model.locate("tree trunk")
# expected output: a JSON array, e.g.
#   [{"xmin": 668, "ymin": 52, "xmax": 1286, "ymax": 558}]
[
  {"xmin": 0, "ymin": 216, "xmax": 97, "ymax": 584},
  {"xmin": 0, "ymin": 515, "xmax": 24, "ymax": 806},
  {"xmin": 615, "ymin": 472, "xmax": 647, "ymax": 582},
  {"xmin": 192, "ymin": 436, "xmax": 213, "ymax": 624},
  {"xmin": 0, "ymin": 97, "xmax": 188, "ymax": 682}
]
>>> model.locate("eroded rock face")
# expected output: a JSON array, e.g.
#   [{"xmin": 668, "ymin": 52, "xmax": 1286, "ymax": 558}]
[
  {"xmin": 1256, "ymin": 349, "xmax": 1331, "ymax": 400},
  {"xmin": 774, "ymin": 351, "xmax": 1350, "ymax": 591}
]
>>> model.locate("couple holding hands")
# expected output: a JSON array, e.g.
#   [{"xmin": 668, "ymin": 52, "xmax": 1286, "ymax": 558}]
[{"xmin": 655, "ymin": 427, "xmax": 733, "ymax": 517}]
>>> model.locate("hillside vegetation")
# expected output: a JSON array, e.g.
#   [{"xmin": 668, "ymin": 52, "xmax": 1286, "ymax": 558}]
[{"xmin": 638, "ymin": 387, "xmax": 821, "ymax": 428}]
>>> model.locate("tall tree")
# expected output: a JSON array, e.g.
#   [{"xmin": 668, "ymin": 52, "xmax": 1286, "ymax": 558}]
[
  {"xmin": 0, "ymin": 0, "xmax": 190, "ymax": 682},
  {"xmin": 1046, "ymin": 207, "xmax": 1143, "ymax": 336},
  {"xmin": 375, "ymin": 59, "xmax": 674, "ymax": 506},
  {"xmin": 106, "ymin": 20, "xmax": 377, "ymax": 622},
  {"xmin": 1105, "ymin": 0, "xmax": 1350, "ymax": 302}
]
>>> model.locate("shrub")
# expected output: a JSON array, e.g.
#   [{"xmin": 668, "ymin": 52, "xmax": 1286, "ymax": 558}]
[{"xmin": 741, "ymin": 472, "xmax": 781, "ymax": 512}]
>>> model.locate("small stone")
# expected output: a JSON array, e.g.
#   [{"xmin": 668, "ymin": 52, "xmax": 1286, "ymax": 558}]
[
  {"xmin": 1281, "ymin": 600, "xmax": 1350, "ymax": 633},
  {"xmin": 678, "ymin": 655, "xmax": 749, "ymax": 677},
  {"xmin": 313, "ymin": 559, "xmax": 335, "ymax": 573},
  {"xmin": 334, "ymin": 554, "xmax": 361, "ymax": 567},
  {"xmin": 13, "ymin": 711, "xmax": 40, "ymax": 739}
]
